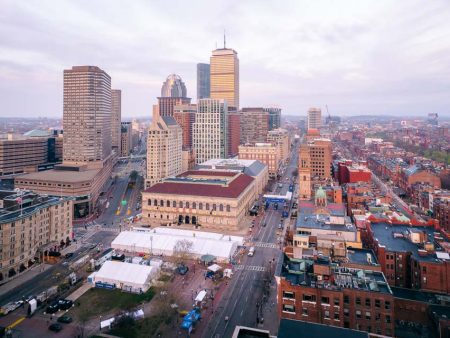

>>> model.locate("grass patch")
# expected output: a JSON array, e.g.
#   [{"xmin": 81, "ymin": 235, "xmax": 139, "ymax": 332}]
[
  {"xmin": 157, "ymin": 274, "xmax": 171, "ymax": 282},
  {"xmin": 108, "ymin": 315, "xmax": 166, "ymax": 338},
  {"xmin": 69, "ymin": 287, "xmax": 154, "ymax": 320}
]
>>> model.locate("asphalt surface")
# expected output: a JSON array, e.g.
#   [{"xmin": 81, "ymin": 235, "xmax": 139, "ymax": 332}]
[{"xmin": 203, "ymin": 142, "xmax": 299, "ymax": 338}]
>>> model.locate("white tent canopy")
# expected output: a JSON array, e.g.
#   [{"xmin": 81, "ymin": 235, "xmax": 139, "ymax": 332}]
[
  {"xmin": 89, "ymin": 261, "xmax": 158, "ymax": 293},
  {"xmin": 112, "ymin": 227, "xmax": 244, "ymax": 262},
  {"xmin": 195, "ymin": 290, "xmax": 207, "ymax": 302},
  {"xmin": 207, "ymin": 264, "xmax": 222, "ymax": 273}
]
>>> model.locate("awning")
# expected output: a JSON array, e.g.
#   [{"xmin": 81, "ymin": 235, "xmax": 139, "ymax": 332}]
[
  {"xmin": 200, "ymin": 254, "xmax": 216, "ymax": 263},
  {"xmin": 195, "ymin": 290, "xmax": 207, "ymax": 302},
  {"xmin": 207, "ymin": 264, "xmax": 222, "ymax": 273}
]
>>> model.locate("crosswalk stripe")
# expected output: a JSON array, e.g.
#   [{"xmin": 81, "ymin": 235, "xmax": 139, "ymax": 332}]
[{"xmin": 233, "ymin": 265, "xmax": 266, "ymax": 272}]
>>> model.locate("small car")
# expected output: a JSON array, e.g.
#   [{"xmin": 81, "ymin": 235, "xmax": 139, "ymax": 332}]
[
  {"xmin": 46, "ymin": 302, "xmax": 60, "ymax": 314},
  {"xmin": 58, "ymin": 299, "xmax": 73, "ymax": 310},
  {"xmin": 49, "ymin": 323, "xmax": 63, "ymax": 332},
  {"xmin": 177, "ymin": 265, "xmax": 189, "ymax": 275},
  {"xmin": 64, "ymin": 252, "xmax": 74, "ymax": 259},
  {"xmin": 57, "ymin": 315, "xmax": 73, "ymax": 324}
]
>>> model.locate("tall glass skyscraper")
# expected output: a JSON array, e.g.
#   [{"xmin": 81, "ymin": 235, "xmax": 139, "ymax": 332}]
[
  {"xmin": 210, "ymin": 48, "xmax": 239, "ymax": 109},
  {"xmin": 197, "ymin": 63, "xmax": 210, "ymax": 100}
]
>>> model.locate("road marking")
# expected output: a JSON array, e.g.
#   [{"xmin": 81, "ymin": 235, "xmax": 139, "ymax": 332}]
[
  {"xmin": 7, "ymin": 317, "xmax": 25, "ymax": 329},
  {"xmin": 234, "ymin": 265, "xmax": 266, "ymax": 272},
  {"xmin": 253, "ymin": 242, "xmax": 278, "ymax": 249}
]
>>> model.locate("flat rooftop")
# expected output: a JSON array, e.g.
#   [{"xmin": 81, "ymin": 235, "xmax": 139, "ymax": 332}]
[
  {"xmin": 371, "ymin": 222, "xmax": 450, "ymax": 263},
  {"xmin": 392, "ymin": 287, "xmax": 450, "ymax": 304},
  {"xmin": 279, "ymin": 255, "xmax": 391, "ymax": 294},
  {"xmin": 15, "ymin": 167, "xmax": 99, "ymax": 183},
  {"xmin": 278, "ymin": 319, "xmax": 369, "ymax": 338},
  {"xmin": 0, "ymin": 190, "xmax": 69, "ymax": 224},
  {"xmin": 347, "ymin": 248, "xmax": 379, "ymax": 266}
]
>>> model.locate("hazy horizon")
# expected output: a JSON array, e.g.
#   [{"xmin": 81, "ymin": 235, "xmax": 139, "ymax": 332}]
[{"xmin": 1, "ymin": 0, "xmax": 450, "ymax": 118}]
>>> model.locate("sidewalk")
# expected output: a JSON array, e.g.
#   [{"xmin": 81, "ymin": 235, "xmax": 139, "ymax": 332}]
[
  {"xmin": 66, "ymin": 283, "xmax": 92, "ymax": 301},
  {"xmin": 0, "ymin": 264, "xmax": 52, "ymax": 297}
]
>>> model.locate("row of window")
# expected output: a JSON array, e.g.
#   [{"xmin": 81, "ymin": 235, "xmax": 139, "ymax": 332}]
[
  {"xmin": 147, "ymin": 199, "xmax": 231, "ymax": 212},
  {"xmin": 285, "ymin": 292, "xmax": 391, "ymax": 309}
]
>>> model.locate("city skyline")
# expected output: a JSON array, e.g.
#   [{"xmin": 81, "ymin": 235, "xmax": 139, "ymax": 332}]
[{"xmin": 1, "ymin": 0, "xmax": 450, "ymax": 118}]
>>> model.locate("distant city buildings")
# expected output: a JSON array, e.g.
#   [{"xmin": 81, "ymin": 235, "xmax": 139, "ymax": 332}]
[
  {"xmin": 267, "ymin": 128, "xmax": 290, "ymax": 164},
  {"xmin": 193, "ymin": 99, "xmax": 228, "ymax": 164},
  {"xmin": 120, "ymin": 122, "xmax": 133, "ymax": 157},
  {"xmin": 157, "ymin": 74, "xmax": 191, "ymax": 117},
  {"xmin": 264, "ymin": 107, "xmax": 282, "ymax": 130},
  {"xmin": 239, "ymin": 108, "xmax": 269, "ymax": 144},
  {"xmin": 307, "ymin": 107, "xmax": 322, "ymax": 130},
  {"xmin": 111, "ymin": 89, "xmax": 122, "ymax": 154},
  {"xmin": 210, "ymin": 47, "xmax": 239, "ymax": 109},
  {"xmin": 145, "ymin": 113, "xmax": 182, "ymax": 189},
  {"xmin": 0, "ymin": 190, "xmax": 72, "ymax": 282},
  {"xmin": 173, "ymin": 104, "xmax": 196, "ymax": 149},
  {"xmin": 197, "ymin": 63, "xmax": 210, "ymax": 100}
]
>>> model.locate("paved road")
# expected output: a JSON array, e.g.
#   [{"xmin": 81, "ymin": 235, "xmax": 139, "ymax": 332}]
[{"xmin": 203, "ymin": 142, "xmax": 299, "ymax": 338}]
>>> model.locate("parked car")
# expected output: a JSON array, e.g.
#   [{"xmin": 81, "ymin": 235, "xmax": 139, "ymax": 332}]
[
  {"xmin": 57, "ymin": 315, "xmax": 73, "ymax": 324},
  {"xmin": 46, "ymin": 301, "xmax": 60, "ymax": 314},
  {"xmin": 48, "ymin": 323, "xmax": 63, "ymax": 332},
  {"xmin": 64, "ymin": 252, "xmax": 74, "ymax": 259},
  {"xmin": 278, "ymin": 223, "xmax": 283, "ymax": 229},
  {"xmin": 58, "ymin": 299, "xmax": 73, "ymax": 311},
  {"xmin": 248, "ymin": 247, "xmax": 255, "ymax": 257}
]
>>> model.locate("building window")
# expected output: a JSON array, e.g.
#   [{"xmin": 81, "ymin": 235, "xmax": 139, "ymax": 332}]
[
  {"xmin": 166, "ymin": 200, "xmax": 170, "ymax": 207},
  {"xmin": 186, "ymin": 202, "xmax": 190, "ymax": 209},
  {"xmin": 334, "ymin": 298, "xmax": 340, "ymax": 306},
  {"xmin": 365, "ymin": 298, "xmax": 371, "ymax": 307},
  {"xmin": 334, "ymin": 313, "xmax": 340, "ymax": 320},
  {"xmin": 179, "ymin": 201, "xmax": 183, "ymax": 208},
  {"xmin": 344, "ymin": 308, "xmax": 349, "ymax": 317},
  {"xmin": 375, "ymin": 299, "xmax": 381, "ymax": 308},
  {"xmin": 365, "ymin": 312, "xmax": 371, "ymax": 320},
  {"xmin": 302, "ymin": 308, "xmax": 308, "ymax": 316},
  {"xmin": 355, "ymin": 297, "xmax": 361, "ymax": 306},
  {"xmin": 324, "ymin": 310, "xmax": 330, "ymax": 319},
  {"xmin": 386, "ymin": 315, "xmax": 391, "ymax": 323},
  {"xmin": 192, "ymin": 202, "xmax": 196, "ymax": 209},
  {"xmin": 172, "ymin": 201, "xmax": 176, "ymax": 207},
  {"xmin": 160, "ymin": 200, "xmax": 164, "ymax": 207},
  {"xmin": 303, "ymin": 294, "xmax": 316, "ymax": 302},
  {"xmin": 344, "ymin": 295, "xmax": 349, "ymax": 304},
  {"xmin": 282, "ymin": 304, "xmax": 295, "ymax": 313},
  {"xmin": 219, "ymin": 204, "xmax": 224, "ymax": 212},
  {"xmin": 148, "ymin": 200, "xmax": 151, "ymax": 206},
  {"xmin": 321, "ymin": 297, "xmax": 329, "ymax": 304},
  {"xmin": 206, "ymin": 203, "xmax": 210, "ymax": 211},
  {"xmin": 153, "ymin": 199, "xmax": 157, "ymax": 206},
  {"xmin": 226, "ymin": 205, "xmax": 230, "ymax": 212},
  {"xmin": 283, "ymin": 291, "xmax": 295, "ymax": 299},
  {"xmin": 199, "ymin": 203, "xmax": 203, "ymax": 210},
  {"xmin": 356, "ymin": 310, "xmax": 362, "ymax": 319},
  {"xmin": 385, "ymin": 301, "xmax": 391, "ymax": 310}
]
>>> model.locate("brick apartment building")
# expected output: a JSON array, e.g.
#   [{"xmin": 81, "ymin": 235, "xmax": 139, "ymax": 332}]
[{"xmin": 276, "ymin": 255, "xmax": 395, "ymax": 336}]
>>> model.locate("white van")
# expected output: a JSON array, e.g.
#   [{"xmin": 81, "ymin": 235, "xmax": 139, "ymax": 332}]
[{"xmin": 248, "ymin": 247, "xmax": 255, "ymax": 257}]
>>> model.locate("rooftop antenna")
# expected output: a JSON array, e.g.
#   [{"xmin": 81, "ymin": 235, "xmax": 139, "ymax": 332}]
[{"xmin": 224, "ymin": 29, "xmax": 226, "ymax": 48}]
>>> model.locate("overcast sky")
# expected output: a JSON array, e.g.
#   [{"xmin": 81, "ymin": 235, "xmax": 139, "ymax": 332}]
[{"xmin": 1, "ymin": 0, "xmax": 450, "ymax": 118}]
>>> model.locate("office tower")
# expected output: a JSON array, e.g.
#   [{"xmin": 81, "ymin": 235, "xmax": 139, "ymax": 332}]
[
  {"xmin": 145, "ymin": 112, "xmax": 182, "ymax": 189},
  {"xmin": 228, "ymin": 112, "xmax": 240, "ymax": 157},
  {"xmin": 63, "ymin": 66, "xmax": 112, "ymax": 166},
  {"xmin": 264, "ymin": 107, "xmax": 282, "ymax": 130},
  {"xmin": 298, "ymin": 138, "xmax": 332, "ymax": 200},
  {"xmin": 197, "ymin": 63, "xmax": 210, "ymax": 100},
  {"xmin": 307, "ymin": 107, "xmax": 322, "ymax": 130},
  {"xmin": 193, "ymin": 99, "xmax": 228, "ymax": 163},
  {"xmin": 173, "ymin": 104, "xmax": 196, "ymax": 149},
  {"xmin": 111, "ymin": 89, "xmax": 122, "ymax": 153},
  {"xmin": 157, "ymin": 74, "xmax": 191, "ymax": 118},
  {"xmin": 210, "ymin": 43, "xmax": 239, "ymax": 109},
  {"xmin": 239, "ymin": 108, "xmax": 270, "ymax": 144},
  {"xmin": 120, "ymin": 122, "xmax": 133, "ymax": 157}
]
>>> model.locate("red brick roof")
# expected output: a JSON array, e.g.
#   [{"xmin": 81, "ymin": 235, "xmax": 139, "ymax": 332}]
[
  {"xmin": 178, "ymin": 170, "xmax": 237, "ymax": 177},
  {"xmin": 144, "ymin": 173, "xmax": 254, "ymax": 198}
]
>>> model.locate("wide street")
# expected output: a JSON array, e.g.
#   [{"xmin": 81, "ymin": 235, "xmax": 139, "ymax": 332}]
[{"xmin": 203, "ymin": 141, "xmax": 299, "ymax": 338}]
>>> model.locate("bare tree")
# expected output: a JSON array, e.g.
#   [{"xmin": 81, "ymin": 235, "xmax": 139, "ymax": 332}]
[{"xmin": 172, "ymin": 239, "xmax": 193, "ymax": 265}]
